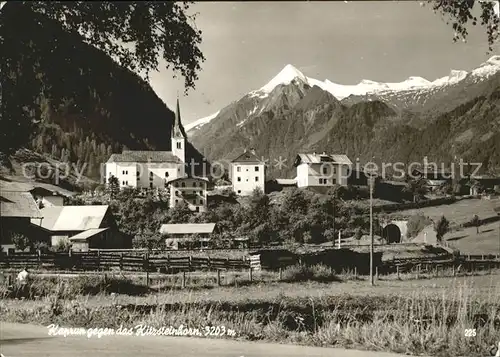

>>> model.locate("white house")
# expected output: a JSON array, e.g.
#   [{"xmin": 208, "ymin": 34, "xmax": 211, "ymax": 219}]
[
  {"xmin": 168, "ymin": 176, "xmax": 209, "ymax": 213},
  {"xmin": 294, "ymin": 152, "xmax": 352, "ymax": 188},
  {"xmin": 230, "ymin": 149, "xmax": 266, "ymax": 196},
  {"xmin": 104, "ymin": 98, "xmax": 187, "ymax": 190}
]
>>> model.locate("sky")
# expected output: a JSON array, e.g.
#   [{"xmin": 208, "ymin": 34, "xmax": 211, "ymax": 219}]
[{"xmin": 148, "ymin": 1, "xmax": 500, "ymax": 125}]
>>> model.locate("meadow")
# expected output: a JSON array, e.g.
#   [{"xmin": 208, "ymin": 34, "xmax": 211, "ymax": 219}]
[{"xmin": 1, "ymin": 265, "xmax": 499, "ymax": 357}]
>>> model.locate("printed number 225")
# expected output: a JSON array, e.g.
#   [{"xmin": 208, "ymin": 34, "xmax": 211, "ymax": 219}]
[{"xmin": 464, "ymin": 328, "xmax": 476, "ymax": 337}]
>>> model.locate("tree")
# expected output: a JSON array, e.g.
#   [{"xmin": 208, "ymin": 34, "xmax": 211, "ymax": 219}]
[
  {"xmin": 354, "ymin": 227, "xmax": 363, "ymax": 243},
  {"xmin": 168, "ymin": 202, "xmax": 192, "ymax": 223},
  {"xmin": 428, "ymin": 1, "xmax": 500, "ymax": 52},
  {"xmin": 107, "ymin": 175, "xmax": 120, "ymax": 199},
  {"xmin": 434, "ymin": 215, "xmax": 450, "ymax": 243},
  {"xmin": 471, "ymin": 214, "xmax": 481, "ymax": 234},
  {"xmin": 0, "ymin": 2, "xmax": 205, "ymax": 155},
  {"xmin": 11, "ymin": 232, "xmax": 31, "ymax": 251}
]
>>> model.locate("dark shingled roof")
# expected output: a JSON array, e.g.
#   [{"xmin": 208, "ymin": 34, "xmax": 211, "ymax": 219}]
[
  {"xmin": 0, "ymin": 191, "xmax": 42, "ymax": 218},
  {"xmin": 230, "ymin": 150, "xmax": 262, "ymax": 163},
  {"xmin": 107, "ymin": 151, "xmax": 182, "ymax": 163}
]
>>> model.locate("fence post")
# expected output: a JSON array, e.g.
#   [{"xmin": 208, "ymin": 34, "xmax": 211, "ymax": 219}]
[
  {"xmin": 354, "ymin": 266, "xmax": 357, "ymax": 279},
  {"xmin": 37, "ymin": 249, "xmax": 41, "ymax": 269},
  {"xmin": 217, "ymin": 269, "xmax": 221, "ymax": 286},
  {"xmin": 375, "ymin": 266, "xmax": 378, "ymax": 281},
  {"xmin": 208, "ymin": 256, "xmax": 211, "ymax": 270},
  {"xmin": 119, "ymin": 253, "xmax": 123, "ymax": 271},
  {"xmin": 416, "ymin": 264, "xmax": 420, "ymax": 280},
  {"xmin": 97, "ymin": 250, "xmax": 101, "ymax": 272},
  {"xmin": 279, "ymin": 267, "xmax": 283, "ymax": 281},
  {"xmin": 182, "ymin": 271, "xmax": 186, "ymax": 289},
  {"xmin": 249, "ymin": 266, "xmax": 253, "ymax": 282},
  {"xmin": 396, "ymin": 265, "xmax": 400, "ymax": 280},
  {"xmin": 166, "ymin": 254, "xmax": 170, "ymax": 274},
  {"xmin": 226, "ymin": 257, "xmax": 229, "ymax": 269},
  {"xmin": 435, "ymin": 265, "xmax": 439, "ymax": 278},
  {"xmin": 452, "ymin": 264, "xmax": 455, "ymax": 277}
]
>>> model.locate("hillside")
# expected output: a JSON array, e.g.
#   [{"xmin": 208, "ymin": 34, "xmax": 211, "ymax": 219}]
[
  {"xmin": 189, "ymin": 63, "xmax": 500, "ymax": 180},
  {"xmin": 2, "ymin": 4, "xmax": 205, "ymax": 183}
]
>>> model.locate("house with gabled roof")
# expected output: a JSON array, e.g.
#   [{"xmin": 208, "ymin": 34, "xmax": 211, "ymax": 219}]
[
  {"xmin": 159, "ymin": 223, "xmax": 218, "ymax": 249},
  {"xmin": 0, "ymin": 191, "xmax": 43, "ymax": 252},
  {"xmin": 230, "ymin": 148, "xmax": 266, "ymax": 196},
  {"xmin": 104, "ymin": 98, "xmax": 187, "ymax": 190},
  {"xmin": 30, "ymin": 205, "xmax": 131, "ymax": 251},
  {"xmin": 294, "ymin": 152, "xmax": 352, "ymax": 188},
  {"xmin": 167, "ymin": 176, "xmax": 210, "ymax": 212}
]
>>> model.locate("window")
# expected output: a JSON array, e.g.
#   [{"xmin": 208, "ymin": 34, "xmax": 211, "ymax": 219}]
[
  {"xmin": 195, "ymin": 207, "xmax": 199, "ymax": 212},
  {"xmin": 181, "ymin": 182, "xmax": 186, "ymax": 187},
  {"xmin": 255, "ymin": 166, "xmax": 259, "ymax": 171},
  {"xmin": 149, "ymin": 182, "xmax": 153, "ymax": 189},
  {"xmin": 122, "ymin": 181, "xmax": 125, "ymax": 185},
  {"xmin": 319, "ymin": 178, "xmax": 323, "ymax": 184},
  {"xmin": 246, "ymin": 178, "xmax": 249, "ymax": 182},
  {"xmin": 175, "ymin": 199, "xmax": 178, "ymax": 204},
  {"xmin": 174, "ymin": 182, "xmax": 178, "ymax": 187},
  {"xmin": 323, "ymin": 167, "xmax": 327, "ymax": 175},
  {"xmin": 125, "ymin": 181, "xmax": 128, "ymax": 185},
  {"xmin": 324, "ymin": 179, "xmax": 328, "ymax": 184},
  {"xmin": 237, "ymin": 177, "xmax": 241, "ymax": 182},
  {"xmin": 122, "ymin": 170, "xmax": 128, "ymax": 175},
  {"xmin": 333, "ymin": 167, "xmax": 337, "ymax": 174},
  {"xmin": 255, "ymin": 177, "xmax": 259, "ymax": 182},
  {"xmin": 136, "ymin": 171, "xmax": 140, "ymax": 176},
  {"xmin": 165, "ymin": 172, "xmax": 169, "ymax": 177},
  {"xmin": 200, "ymin": 198, "xmax": 204, "ymax": 204},
  {"xmin": 193, "ymin": 182, "xmax": 197, "ymax": 187},
  {"xmin": 332, "ymin": 179, "xmax": 336, "ymax": 184},
  {"xmin": 237, "ymin": 190, "xmax": 241, "ymax": 194},
  {"xmin": 237, "ymin": 166, "xmax": 241, "ymax": 172},
  {"xmin": 246, "ymin": 168, "xmax": 249, "ymax": 172},
  {"xmin": 177, "ymin": 142, "xmax": 182, "ymax": 149}
]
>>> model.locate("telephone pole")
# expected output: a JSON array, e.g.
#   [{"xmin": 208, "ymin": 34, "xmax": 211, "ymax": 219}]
[{"xmin": 369, "ymin": 175, "xmax": 374, "ymax": 286}]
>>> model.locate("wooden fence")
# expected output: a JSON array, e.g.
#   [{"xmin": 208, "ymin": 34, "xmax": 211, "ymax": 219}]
[
  {"xmin": 0, "ymin": 251, "xmax": 250, "ymax": 272},
  {"xmin": 1, "ymin": 251, "xmax": 499, "ymax": 278}
]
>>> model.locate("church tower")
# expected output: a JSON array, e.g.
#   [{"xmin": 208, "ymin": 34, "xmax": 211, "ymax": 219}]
[{"xmin": 171, "ymin": 97, "xmax": 186, "ymax": 164}]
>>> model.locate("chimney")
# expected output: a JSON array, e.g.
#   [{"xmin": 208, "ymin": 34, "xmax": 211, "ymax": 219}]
[{"xmin": 250, "ymin": 147, "xmax": 256, "ymax": 155}]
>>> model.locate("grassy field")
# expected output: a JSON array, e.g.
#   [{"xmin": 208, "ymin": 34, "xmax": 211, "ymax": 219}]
[
  {"xmin": 389, "ymin": 198, "xmax": 499, "ymax": 225},
  {"xmin": 1, "ymin": 268, "xmax": 499, "ymax": 357},
  {"xmin": 446, "ymin": 221, "xmax": 500, "ymax": 254}
]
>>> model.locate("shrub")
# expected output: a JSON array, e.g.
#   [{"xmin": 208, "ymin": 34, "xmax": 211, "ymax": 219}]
[
  {"xmin": 282, "ymin": 264, "xmax": 340, "ymax": 282},
  {"xmin": 434, "ymin": 215, "xmax": 450, "ymax": 243},
  {"xmin": 11, "ymin": 232, "xmax": 31, "ymax": 251},
  {"xmin": 406, "ymin": 214, "xmax": 433, "ymax": 238}
]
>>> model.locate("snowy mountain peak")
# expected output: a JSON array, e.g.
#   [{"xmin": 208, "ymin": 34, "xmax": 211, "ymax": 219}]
[{"xmin": 252, "ymin": 64, "xmax": 308, "ymax": 96}]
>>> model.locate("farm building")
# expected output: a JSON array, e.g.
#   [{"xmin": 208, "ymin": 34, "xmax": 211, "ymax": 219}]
[
  {"xmin": 31, "ymin": 205, "xmax": 131, "ymax": 251},
  {"xmin": 159, "ymin": 223, "xmax": 218, "ymax": 249},
  {"xmin": 0, "ymin": 191, "xmax": 43, "ymax": 253}
]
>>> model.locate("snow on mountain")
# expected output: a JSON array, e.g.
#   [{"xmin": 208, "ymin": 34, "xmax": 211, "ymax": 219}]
[
  {"xmin": 189, "ymin": 56, "xmax": 500, "ymax": 132},
  {"xmin": 184, "ymin": 110, "xmax": 220, "ymax": 134},
  {"xmin": 248, "ymin": 56, "xmax": 500, "ymax": 101}
]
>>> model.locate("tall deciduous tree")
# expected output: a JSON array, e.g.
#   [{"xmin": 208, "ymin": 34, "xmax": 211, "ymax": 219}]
[
  {"xmin": 0, "ymin": 1, "xmax": 205, "ymax": 155},
  {"xmin": 429, "ymin": 0, "xmax": 500, "ymax": 52}
]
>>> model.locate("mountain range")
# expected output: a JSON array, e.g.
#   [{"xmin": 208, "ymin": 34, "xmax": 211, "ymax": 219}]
[{"xmin": 187, "ymin": 58, "xmax": 500, "ymax": 179}]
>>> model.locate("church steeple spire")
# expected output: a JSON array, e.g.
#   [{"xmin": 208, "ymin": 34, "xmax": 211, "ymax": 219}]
[
  {"xmin": 171, "ymin": 95, "xmax": 186, "ymax": 165},
  {"xmin": 172, "ymin": 95, "xmax": 186, "ymax": 139}
]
